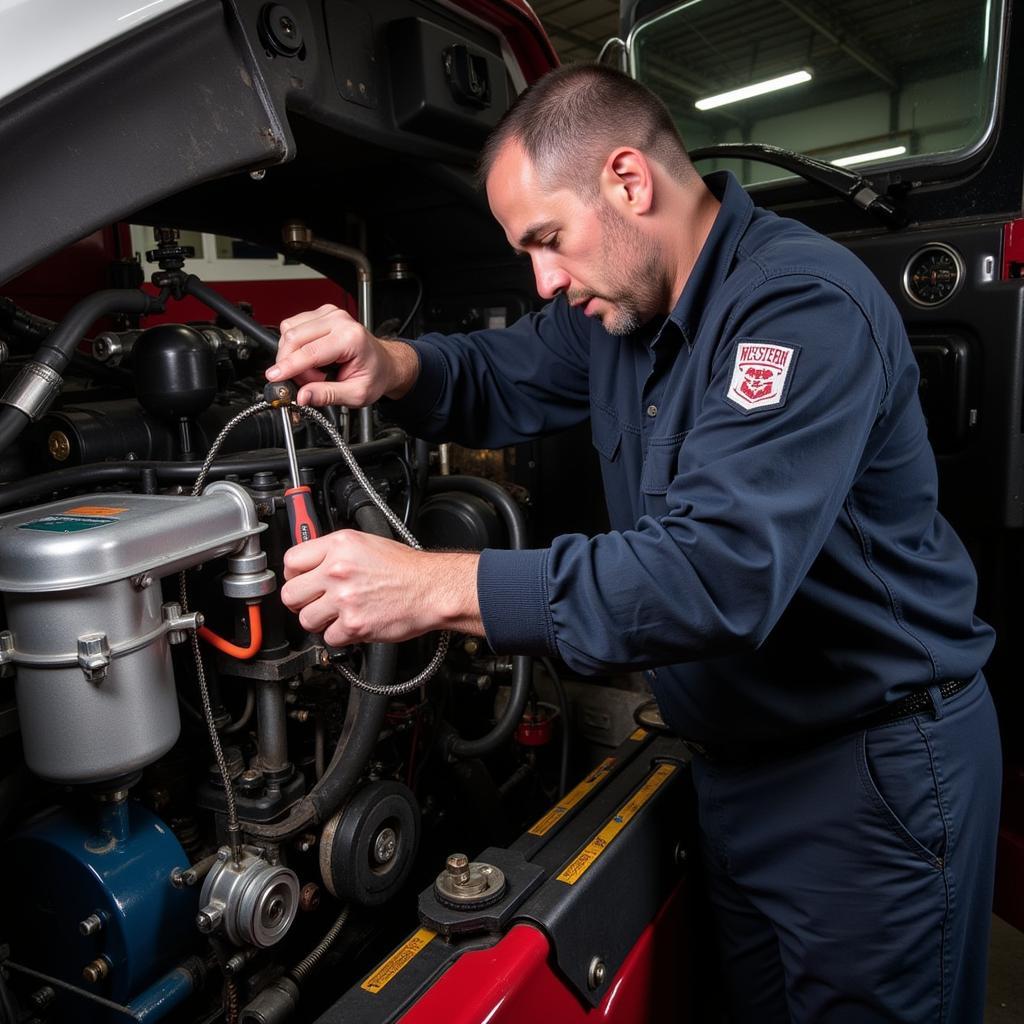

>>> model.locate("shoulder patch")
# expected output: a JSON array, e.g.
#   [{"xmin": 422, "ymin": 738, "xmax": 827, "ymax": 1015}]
[{"xmin": 725, "ymin": 339, "xmax": 800, "ymax": 414}]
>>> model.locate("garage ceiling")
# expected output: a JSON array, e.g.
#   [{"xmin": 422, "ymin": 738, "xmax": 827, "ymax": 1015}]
[
  {"xmin": 528, "ymin": 0, "xmax": 992, "ymax": 144},
  {"xmin": 529, "ymin": 0, "xmax": 990, "ymax": 96}
]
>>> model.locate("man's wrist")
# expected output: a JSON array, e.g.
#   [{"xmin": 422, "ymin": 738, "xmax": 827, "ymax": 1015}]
[
  {"xmin": 381, "ymin": 340, "xmax": 420, "ymax": 400},
  {"xmin": 425, "ymin": 551, "xmax": 483, "ymax": 635}
]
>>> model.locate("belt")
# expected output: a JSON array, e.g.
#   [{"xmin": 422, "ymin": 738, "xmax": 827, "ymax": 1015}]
[{"xmin": 683, "ymin": 677, "xmax": 972, "ymax": 764}]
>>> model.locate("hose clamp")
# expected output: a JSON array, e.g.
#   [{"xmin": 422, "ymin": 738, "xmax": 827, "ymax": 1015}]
[{"xmin": 0, "ymin": 362, "xmax": 62, "ymax": 421}]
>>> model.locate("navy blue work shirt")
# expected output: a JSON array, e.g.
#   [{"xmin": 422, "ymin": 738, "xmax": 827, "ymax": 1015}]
[{"xmin": 387, "ymin": 171, "xmax": 994, "ymax": 747}]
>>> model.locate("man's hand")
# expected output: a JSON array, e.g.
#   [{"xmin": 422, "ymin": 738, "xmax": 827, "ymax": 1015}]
[
  {"xmin": 267, "ymin": 304, "xmax": 419, "ymax": 408},
  {"xmin": 280, "ymin": 530, "xmax": 483, "ymax": 646}
]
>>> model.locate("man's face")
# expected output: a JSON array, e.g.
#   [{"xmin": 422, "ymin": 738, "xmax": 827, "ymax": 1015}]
[{"xmin": 486, "ymin": 142, "xmax": 663, "ymax": 336}]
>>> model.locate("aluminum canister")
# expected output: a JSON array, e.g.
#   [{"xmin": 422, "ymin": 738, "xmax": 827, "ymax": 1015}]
[{"xmin": 0, "ymin": 484, "xmax": 265, "ymax": 783}]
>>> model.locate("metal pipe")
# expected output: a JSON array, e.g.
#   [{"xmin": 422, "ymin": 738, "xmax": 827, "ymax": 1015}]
[
  {"xmin": 256, "ymin": 681, "xmax": 289, "ymax": 774},
  {"xmin": 281, "ymin": 221, "xmax": 374, "ymax": 444},
  {"xmin": 126, "ymin": 958, "xmax": 204, "ymax": 1022}
]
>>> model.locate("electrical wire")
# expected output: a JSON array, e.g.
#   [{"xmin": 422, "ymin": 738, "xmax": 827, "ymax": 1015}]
[
  {"xmin": 3, "ymin": 962, "xmax": 139, "ymax": 1020},
  {"xmin": 222, "ymin": 687, "xmax": 256, "ymax": 735},
  {"xmin": 394, "ymin": 276, "xmax": 423, "ymax": 338},
  {"xmin": 540, "ymin": 657, "xmax": 571, "ymax": 799}
]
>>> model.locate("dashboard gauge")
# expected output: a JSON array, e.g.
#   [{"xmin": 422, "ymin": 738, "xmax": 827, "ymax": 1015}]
[{"xmin": 903, "ymin": 243, "xmax": 965, "ymax": 307}]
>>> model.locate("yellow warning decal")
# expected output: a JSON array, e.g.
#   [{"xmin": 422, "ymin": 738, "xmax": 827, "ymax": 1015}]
[
  {"xmin": 64, "ymin": 506, "xmax": 128, "ymax": 516},
  {"xmin": 528, "ymin": 757, "xmax": 617, "ymax": 837},
  {"xmin": 629, "ymin": 728, "xmax": 647, "ymax": 741},
  {"xmin": 557, "ymin": 763, "xmax": 677, "ymax": 885},
  {"xmin": 360, "ymin": 927, "xmax": 437, "ymax": 994}
]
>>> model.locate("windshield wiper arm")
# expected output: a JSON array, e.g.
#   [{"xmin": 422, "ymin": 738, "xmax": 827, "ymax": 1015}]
[{"xmin": 688, "ymin": 142, "xmax": 906, "ymax": 228}]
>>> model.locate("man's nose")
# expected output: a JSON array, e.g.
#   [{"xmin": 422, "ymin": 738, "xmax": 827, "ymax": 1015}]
[{"xmin": 532, "ymin": 255, "xmax": 570, "ymax": 300}]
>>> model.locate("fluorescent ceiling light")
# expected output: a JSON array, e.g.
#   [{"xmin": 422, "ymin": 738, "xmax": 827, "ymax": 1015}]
[
  {"xmin": 831, "ymin": 145, "xmax": 907, "ymax": 167},
  {"xmin": 695, "ymin": 70, "xmax": 811, "ymax": 111}
]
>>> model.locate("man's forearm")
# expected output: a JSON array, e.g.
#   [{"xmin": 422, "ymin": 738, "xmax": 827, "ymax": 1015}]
[{"xmin": 382, "ymin": 340, "xmax": 421, "ymax": 400}]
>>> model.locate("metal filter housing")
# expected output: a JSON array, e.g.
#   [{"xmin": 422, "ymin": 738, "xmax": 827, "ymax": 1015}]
[{"xmin": 0, "ymin": 483, "xmax": 265, "ymax": 783}]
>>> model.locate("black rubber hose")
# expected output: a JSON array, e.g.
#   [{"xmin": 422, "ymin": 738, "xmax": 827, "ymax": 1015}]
[
  {"xmin": 309, "ymin": 502, "xmax": 396, "ymax": 819},
  {"xmin": 447, "ymin": 654, "xmax": 531, "ymax": 760},
  {"xmin": 243, "ymin": 503, "xmax": 396, "ymax": 841},
  {"xmin": 0, "ymin": 432, "xmax": 406, "ymax": 512},
  {"xmin": 184, "ymin": 276, "xmax": 279, "ymax": 354},
  {"xmin": 24, "ymin": 289, "xmax": 153, "ymax": 374},
  {"xmin": 425, "ymin": 475, "xmax": 532, "ymax": 760},
  {"xmin": 0, "ymin": 289, "xmax": 156, "ymax": 454}
]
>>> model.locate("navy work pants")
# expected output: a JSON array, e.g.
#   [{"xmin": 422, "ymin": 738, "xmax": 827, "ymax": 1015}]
[{"xmin": 689, "ymin": 674, "xmax": 1001, "ymax": 1023}]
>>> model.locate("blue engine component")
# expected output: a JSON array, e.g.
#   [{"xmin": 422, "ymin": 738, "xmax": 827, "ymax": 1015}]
[{"xmin": 3, "ymin": 798, "xmax": 198, "ymax": 1018}]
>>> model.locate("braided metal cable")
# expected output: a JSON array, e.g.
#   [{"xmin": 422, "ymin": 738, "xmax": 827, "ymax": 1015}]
[
  {"xmin": 297, "ymin": 405, "xmax": 452, "ymax": 697},
  {"xmin": 178, "ymin": 586, "xmax": 242, "ymax": 860},
  {"xmin": 183, "ymin": 400, "xmax": 450, "ymax": 706},
  {"xmin": 289, "ymin": 905, "xmax": 350, "ymax": 984},
  {"xmin": 177, "ymin": 404, "xmax": 275, "ymax": 862}
]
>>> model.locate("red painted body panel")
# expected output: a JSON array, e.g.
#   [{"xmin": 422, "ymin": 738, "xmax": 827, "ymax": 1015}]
[
  {"xmin": 138, "ymin": 280, "xmax": 354, "ymax": 331},
  {"xmin": 4, "ymin": 233, "xmax": 352, "ymax": 333},
  {"xmin": 1002, "ymin": 219, "xmax": 1024, "ymax": 278},
  {"xmin": 4, "ymin": 229, "xmax": 121, "ymax": 323},
  {"xmin": 398, "ymin": 881, "xmax": 691, "ymax": 1024},
  {"xmin": 449, "ymin": 0, "xmax": 559, "ymax": 81},
  {"xmin": 995, "ymin": 764, "xmax": 1024, "ymax": 932}
]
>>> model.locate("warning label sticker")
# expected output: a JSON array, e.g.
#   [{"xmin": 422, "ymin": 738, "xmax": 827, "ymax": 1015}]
[
  {"xmin": 557, "ymin": 763, "xmax": 677, "ymax": 885},
  {"xmin": 360, "ymin": 928, "xmax": 437, "ymax": 994},
  {"xmin": 629, "ymin": 728, "xmax": 648, "ymax": 741},
  {"xmin": 528, "ymin": 757, "xmax": 617, "ymax": 837},
  {"xmin": 64, "ymin": 506, "xmax": 128, "ymax": 517},
  {"xmin": 19, "ymin": 515, "xmax": 121, "ymax": 533}
]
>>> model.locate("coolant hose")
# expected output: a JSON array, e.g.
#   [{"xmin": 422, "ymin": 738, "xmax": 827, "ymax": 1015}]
[
  {"xmin": 424, "ymin": 475, "xmax": 532, "ymax": 760},
  {"xmin": 199, "ymin": 603, "xmax": 262, "ymax": 659},
  {"xmin": 184, "ymin": 276, "xmax": 279, "ymax": 354},
  {"xmin": 243, "ymin": 503, "xmax": 396, "ymax": 840},
  {"xmin": 0, "ymin": 432, "xmax": 407, "ymax": 511},
  {"xmin": 0, "ymin": 289, "xmax": 156, "ymax": 453},
  {"xmin": 309, "ymin": 502, "xmax": 397, "ymax": 819}
]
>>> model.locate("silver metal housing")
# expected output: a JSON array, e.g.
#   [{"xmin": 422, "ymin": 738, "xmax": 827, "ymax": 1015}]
[
  {"xmin": 0, "ymin": 483, "xmax": 266, "ymax": 783},
  {"xmin": 198, "ymin": 846, "xmax": 300, "ymax": 948}
]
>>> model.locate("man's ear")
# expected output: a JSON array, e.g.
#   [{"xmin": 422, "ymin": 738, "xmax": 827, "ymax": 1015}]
[{"xmin": 600, "ymin": 148, "xmax": 654, "ymax": 215}]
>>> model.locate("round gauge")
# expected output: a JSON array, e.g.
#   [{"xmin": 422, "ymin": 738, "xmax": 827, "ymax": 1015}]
[{"xmin": 903, "ymin": 243, "xmax": 965, "ymax": 308}]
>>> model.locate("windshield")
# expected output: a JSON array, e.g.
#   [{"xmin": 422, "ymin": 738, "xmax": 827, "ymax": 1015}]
[{"xmin": 629, "ymin": 0, "xmax": 1003, "ymax": 186}]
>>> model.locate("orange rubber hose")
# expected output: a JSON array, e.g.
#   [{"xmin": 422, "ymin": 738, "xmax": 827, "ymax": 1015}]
[{"xmin": 198, "ymin": 603, "xmax": 263, "ymax": 659}]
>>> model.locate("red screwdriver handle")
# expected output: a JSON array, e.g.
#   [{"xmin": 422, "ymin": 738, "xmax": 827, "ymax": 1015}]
[{"xmin": 284, "ymin": 484, "xmax": 320, "ymax": 544}]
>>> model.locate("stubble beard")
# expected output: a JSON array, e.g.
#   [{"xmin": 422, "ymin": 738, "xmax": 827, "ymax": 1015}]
[{"xmin": 594, "ymin": 203, "xmax": 663, "ymax": 336}]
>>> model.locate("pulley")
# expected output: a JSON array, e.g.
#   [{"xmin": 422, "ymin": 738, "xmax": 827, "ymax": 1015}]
[{"xmin": 319, "ymin": 781, "xmax": 420, "ymax": 906}]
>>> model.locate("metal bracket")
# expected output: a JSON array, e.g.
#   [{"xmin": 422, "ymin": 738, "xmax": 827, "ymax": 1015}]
[
  {"xmin": 0, "ymin": 361, "xmax": 62, "ymax": 421},
  {"xmin": 0, "ymin": 604, "xmax": 204, "ymax": 679},
  {"xmin": 77, "ymin": 634, "xmax": 111, "ymax": 683}
]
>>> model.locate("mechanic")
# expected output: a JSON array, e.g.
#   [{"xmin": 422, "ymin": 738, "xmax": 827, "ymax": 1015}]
[{"xmin": 267, "ymin": 65, "xmax": 1001, "ymax": 1023}]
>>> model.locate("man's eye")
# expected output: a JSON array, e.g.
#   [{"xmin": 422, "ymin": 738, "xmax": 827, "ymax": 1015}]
[{"xmin": 541, "ymin": 234, "xmax": 560, "ymax": 250}]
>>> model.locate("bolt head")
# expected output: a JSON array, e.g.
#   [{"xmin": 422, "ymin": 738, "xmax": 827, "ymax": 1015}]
[{"xmin": 373, "ymin": 827, "xmax": 397, "ymax": 865}]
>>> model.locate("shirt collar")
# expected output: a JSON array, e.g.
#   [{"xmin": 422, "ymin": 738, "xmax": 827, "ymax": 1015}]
[{"xmin": 663, "ymin": 171, "xmax": 755, "ymax": 344}]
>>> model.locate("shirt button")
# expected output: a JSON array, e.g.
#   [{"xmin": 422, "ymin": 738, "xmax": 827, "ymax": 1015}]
[{"xmin": 646, "ymin": 404, "xmax": 658, "ymax": 417}]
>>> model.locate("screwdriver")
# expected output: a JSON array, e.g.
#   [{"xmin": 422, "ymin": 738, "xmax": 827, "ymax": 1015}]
[{"xmin": 264, "ymin": 380, "xmax": 320, "ymax": 544}]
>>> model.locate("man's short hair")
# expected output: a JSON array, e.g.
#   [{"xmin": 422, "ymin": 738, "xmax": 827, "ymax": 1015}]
[{"xmin": 479, "ymin": 63, "xmax": 694, "ymax": 197}]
